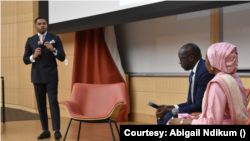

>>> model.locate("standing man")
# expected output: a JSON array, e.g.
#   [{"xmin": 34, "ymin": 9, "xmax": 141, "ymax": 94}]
[
  {"xmin": 156, "ymin": 43, "xmax": 214, "ymax": 125},
  {"xmin": 23, "ymin": 17, "xmax": 65, "ymax": 139}
]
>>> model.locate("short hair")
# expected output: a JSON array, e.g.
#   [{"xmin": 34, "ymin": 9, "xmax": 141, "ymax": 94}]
[
  {"xmin": 181, "ymin": 43, "xmax": 202, "ymax": 59},
  {"xmin": 34, "ymin": 17, "xmax": 47, "ymax": 23}
]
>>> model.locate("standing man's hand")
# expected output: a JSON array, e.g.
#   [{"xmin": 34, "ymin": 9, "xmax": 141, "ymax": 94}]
[
  {"xmin": 33, "ymin": 47, "xmax": 42, "ymax": 59},
  {"xmin": 156, "ymin": 105, "xmax": 174, "ymax": 119},
  {"xmin": 44, "ymin": 41, "xmax": 55, "ymax": 52}
]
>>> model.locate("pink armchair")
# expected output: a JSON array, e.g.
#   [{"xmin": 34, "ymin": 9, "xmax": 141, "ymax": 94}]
[{"xmin": 60, "ymin": 83, "xmax": 126, "ymax": 141}]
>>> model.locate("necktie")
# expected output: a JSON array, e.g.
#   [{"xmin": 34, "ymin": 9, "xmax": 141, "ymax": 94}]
[
  {"xmin": 187, "ymin": 71, "xmax": 194, "ymax": 105},
  {"xmin": 40, "ymin": 34, "xmax": 44, "ymax": 44}
]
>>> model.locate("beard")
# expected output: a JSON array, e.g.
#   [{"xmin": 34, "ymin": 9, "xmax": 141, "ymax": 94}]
[
  {"xmin": 41, "ymin": 30, "xmax": 46, "ymax": 34},
  {"xmin": 182, "ymin": 66, "xmax": 191, "ymax": 71}
]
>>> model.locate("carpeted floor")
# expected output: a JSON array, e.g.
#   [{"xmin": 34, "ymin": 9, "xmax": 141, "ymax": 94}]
[{"xmin": 1, "ymin": 107, "xmax": 40, "ymax": 122}]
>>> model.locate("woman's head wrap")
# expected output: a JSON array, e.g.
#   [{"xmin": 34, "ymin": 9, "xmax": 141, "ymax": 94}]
[{"xmin": 207, "ymin": 42, "xmax": 238, "ymax": 74}]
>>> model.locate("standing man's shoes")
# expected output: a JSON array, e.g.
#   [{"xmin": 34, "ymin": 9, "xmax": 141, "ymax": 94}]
[
  {"xmin": 54, "ymin": 131, "xmax": 62, "ymax": 140},
  {"xmin": 37, "ymin": 130, "xmax": 50, "ymax": 139}
]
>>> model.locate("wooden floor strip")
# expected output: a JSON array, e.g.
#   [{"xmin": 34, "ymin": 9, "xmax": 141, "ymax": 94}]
[{"xmin": 1, "ymin": 117, "xmax": 147, "ymax": 141}]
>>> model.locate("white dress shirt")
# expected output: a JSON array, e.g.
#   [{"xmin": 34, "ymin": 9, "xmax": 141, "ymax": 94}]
[
  {"xmin": 30, "ymin": 31, "xmax": 57, "ymax": 63},
  {"xmin": 174, "ymin": 59, "xmax": 200, "ymax": 109}
]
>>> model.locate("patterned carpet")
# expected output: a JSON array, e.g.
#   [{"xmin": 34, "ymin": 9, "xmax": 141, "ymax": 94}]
[{"xmin": 1, "ymin": 107, "xmax": 40, "ymax": 122}]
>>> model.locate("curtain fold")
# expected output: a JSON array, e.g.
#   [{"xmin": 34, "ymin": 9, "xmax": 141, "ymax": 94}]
[{"xmin": 72, "ymin": 27, "xmax": 129, "ymax": 122}]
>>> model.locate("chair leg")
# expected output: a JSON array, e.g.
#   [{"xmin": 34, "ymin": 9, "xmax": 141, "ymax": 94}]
[
  {"xmin": 114, "ymin": 120, "xmax": 120, "ymax": 137},
  {"xmin": 63, "ymin": 118, "xmax": 72, "ymax": 141},
  {"xmin": 109, "ymin": 119, "xmax": 116, "ymax": 141},
  {"xmin": 77, "ymin": 121, "xmax": 82, "ymax": 141}
]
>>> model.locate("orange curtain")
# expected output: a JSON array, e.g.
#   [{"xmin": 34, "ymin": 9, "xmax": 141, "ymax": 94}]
[{"xmin": 72, "ymin": 28, "xmax": 129, "ymax": 122}]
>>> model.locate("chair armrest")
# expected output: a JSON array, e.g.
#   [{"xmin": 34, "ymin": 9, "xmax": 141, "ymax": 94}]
[
  {"xmin": 190, "ymin": 112, "xmax": 202, "ymax": 116},
  {"xmin": 59, "ymin": 101, "xmax": 83, "ymax": 117},
  {"xmin": 110, "ymin": 102, "xmax": 126, "ymax": 120}
]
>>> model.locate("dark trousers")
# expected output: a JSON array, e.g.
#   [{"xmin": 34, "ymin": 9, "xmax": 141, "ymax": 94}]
[
  {"xmin": 33, "ymin": 81, "xmax": 60, "ymax": 131},
  {"xmin": 157, "ymin": 109, "xmax": 185, "ymax": 125}
]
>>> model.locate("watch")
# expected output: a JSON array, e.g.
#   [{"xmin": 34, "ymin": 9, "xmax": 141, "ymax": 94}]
[
  {"xmin": 180, "ymin": 118, "xmax": 185, "ymax": 125},
  {"xmin": 53, "ymin": 48, "xmax": 57, "ymax": 53}
]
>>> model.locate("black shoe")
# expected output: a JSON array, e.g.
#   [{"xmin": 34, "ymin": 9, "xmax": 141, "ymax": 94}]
[
  {"xmin": 54, "ymin": 131, "xmax": 62, "ymax": 140},
  {"xmin": 37, "ymin": 130, "xmax": 50, "ymax": 139}
]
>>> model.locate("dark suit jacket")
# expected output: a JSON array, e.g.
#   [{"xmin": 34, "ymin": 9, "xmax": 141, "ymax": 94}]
[
  {"xmin": 178, "ymin": 59, "xmax": 214, "ymax": 114},
  {"xmin": 23, "ymin": 32, "xmax": 66, "ymax": 83}
]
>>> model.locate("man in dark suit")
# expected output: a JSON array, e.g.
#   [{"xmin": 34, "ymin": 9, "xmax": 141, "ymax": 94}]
[
  {"xmin": 23, "ymin": 17, "xmax": 65, "ymax": 139},
  {"xmin": 156, "ymin": 43, "xmax": 214, "ymax": 125}
]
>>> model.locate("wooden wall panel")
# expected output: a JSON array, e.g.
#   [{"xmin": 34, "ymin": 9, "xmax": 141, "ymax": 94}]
[
  {"xmin": 0, "ymin": 0, "xmax": 4, "ymax": 23},
  {"xmin": 1, "ymin": 57, "xmax": 19, "ymax": 89},
  {"xmin": 18, "ymin": 62, "xmax": 32, "ymax": 89},
  {"xmin": 129, "ymin": 77, "xmax": 189, "ymax": 123},
  {"xmin": 1, "ymin": 1, "xmax": 17, "ymax": 24},
  {"xmin": 17, "ymin": 1, "xmax": 34, "ymax": 23},
  {"xmin": 1, "ymin": 57, "xmax": 7, "ymax": 78},
  {"xmin": 57, "ymin": 55, "xmax": 74, "ymax": 90},
  {"xmin": 0, "ymin": 24, "xmax": 4, "ymax": 57},
  {"xmin": 6, "ymin": 89, "xmax": 19, "ymax": 105},
  {"xmin": 129, "ymin": 77, "xmax": 188, "ymax": 114},
  {"xmin": 210, "ymin": 8, "xmax": 220, "ymax": 45},
  {"xmin": 58, "ymin": 32, "xmax": 75, "ymax": 55},
  {"xmin": 1, "ymin": 1, "xmax": 38, "ymax": 113},
  {"xmin": 17, "ymin": 21, "xmax": 34, "ymax": 56},
  {"xmin": 18, "ymin": 88, "xmax": 36, "ymax": 108},
  {"xmin": 130, "ymin": 113, "xmax": 156, "ymax": 124},
  {"xmin": 32, "ymin": 1, "xmax": 39, "ymax": 24},
  {"xmin": 240, "ymin": 77, "xmax": 250, "ymax": 89},
  {"xmin": 1, "ymin": 24, "xmax": 18, "ymax": 57},
  {"xmin": 0, "ymin": 81, "xmax": 2, "ymax": 103},
  {"xmin": 131, "ymin": 92, "xmax": 187, "ymax": 115}
]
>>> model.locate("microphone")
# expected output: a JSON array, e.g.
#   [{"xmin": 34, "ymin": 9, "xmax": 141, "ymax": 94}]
[
  {"xmin": 147, "ymin": 101, "xmax": 159, "ymax": 109},
  {"xmin": 37, "ymin": 41, "xmax": 42, "ymax": 59},
  {"xmin": 38, "ymin": 41, "xmax": 42, "ymax": 47},
  {"xmin": 172, "ymin": 108, "xmax": 179, "ymax": 118}
]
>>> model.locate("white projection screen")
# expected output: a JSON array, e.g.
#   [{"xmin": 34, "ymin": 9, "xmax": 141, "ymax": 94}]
[
  {"xmin": 44, "ymin": 1, "xmax": 246, "ymax": 34},
  {"xmin": 44, "ymin": 1, "xmax": 249, "ymax": 75},
  {"xmin": 49, "ymin": 0, "xmax": 165, "ymax": 24},
  {"xmin": 115, "ymin": 10, "xmax": 211, "ymax": 75},
  {"xmin": 223, "ymin": 2, "xmax": 250, "ymax": 70}
]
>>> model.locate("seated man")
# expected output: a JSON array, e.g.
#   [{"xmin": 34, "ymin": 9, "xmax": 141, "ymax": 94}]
[{"xmin": 156, "ymin": 43, "xmax": 214, "ymax": 125}]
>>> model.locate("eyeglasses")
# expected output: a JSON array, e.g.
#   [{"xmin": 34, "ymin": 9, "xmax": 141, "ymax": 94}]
[{"xmin": 179, "ymin": 54, "xmax": 192, "ymax": 62}]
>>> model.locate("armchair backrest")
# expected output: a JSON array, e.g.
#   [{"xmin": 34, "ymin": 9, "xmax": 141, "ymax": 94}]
[{"xmin": 70, "ymin": 83, "xmax": 126, "ymax": 117}]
